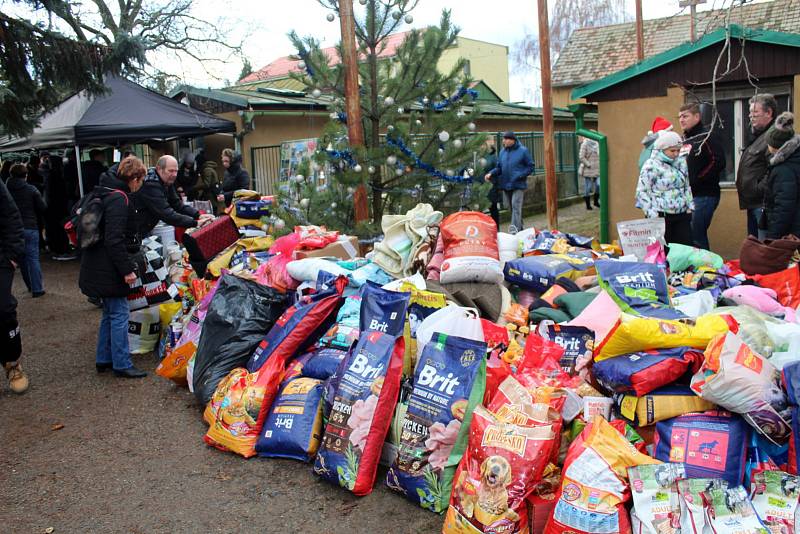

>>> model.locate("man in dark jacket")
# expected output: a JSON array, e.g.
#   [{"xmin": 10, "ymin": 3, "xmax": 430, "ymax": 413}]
[
  {"xmin": 81, "ymin": 149, "xmax": 108, "ymax": 195},
  {"xmin": 219, "ymin": 149, "xmax": 251, "ymax": 207},
  {"xmin": 679, "ymin": 103, "xmax": 726, "ymax": 250},
  {"xmin": 484, "ymin": 131, "xmax": 534, "ymax": 234},
  {"xmin": 6, "ymin": 164, "xmax": 47, "ymax": 296},
  {"xmin": 135, "ymin": 155, "xmax": 212, "ymax": 237},
  {"xmin": 0, "ymin": 178, "xmax": 29, "ymax": 394},
  {"xmin": 736, "ymin": 94, "xmax": 777, "ymax": 237}
]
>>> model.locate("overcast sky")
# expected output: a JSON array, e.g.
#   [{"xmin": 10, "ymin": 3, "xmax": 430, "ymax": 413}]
[{"xmin": 178, "ymin": 0, "xmax": 762, "ymax": 103}]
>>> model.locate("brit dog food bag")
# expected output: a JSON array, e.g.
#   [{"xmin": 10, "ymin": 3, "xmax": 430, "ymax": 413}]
[
  {"xmin": 438, "ymin": 211, "xmax": 503, "ymax": 284},
  {"xmin": 592, "ymin": 347, "xmax": 704, "ymax": 397},
  {"xmin": 255, "ymin": 377, "xmax": 325, "ymax": 461},
  {"xmin": 596, "ymin": 260, "xmax": 684, "ymax": 320},
  {"xmin": 386, "ymin": 333, "xmax": 487, "ymax": 512},
  {"xmin": 443, "ymin": 405, "xmax": 557, "ymax": 534},
  {"xmin": 537, "ymin": 322, "xmax": 594, "ymax": 375},
  {"xmin": 503, "ymin": 254, "xmax": 594, "ymax": 293},
  {"xmin": 313, "ymin": 285, "xmax": 410, "ymax": 496},
  {"xmin": 628, "ymin": 463, "xmax": 686, "ymax": 534}
]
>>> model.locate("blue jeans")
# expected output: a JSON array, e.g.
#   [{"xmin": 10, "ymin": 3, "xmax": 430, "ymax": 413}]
[
  {"xmin": 96, "ymin": 296, "xmax": 133, "ymax": 370},
  {"xmin": 747, "ymin": 208, "xmax": 763, "ymax": 238},
  {"xmin": 19, "ymin": 228, "xmax": 44, "ymax": 293},
  {"xmin": 583, "ymin": 176, "xmax": 598, "ymax": 196},
  {"xmin": 691, "ymin": 196, "xmax": 720, "ymax": 250}
]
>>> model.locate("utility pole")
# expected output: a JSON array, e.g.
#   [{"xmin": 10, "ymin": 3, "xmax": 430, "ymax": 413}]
[
  {"xmin": 679, "ymin": 0, "xmax": 707, "ymax": 42},
  {"xmin": 338, "ymin": 0, "xmax": 369, "ymax": 222},
  {"xmin": 537, "ymin": 0, "xmax": 558, "ymax": 230},
  {"xmin": 635, "ymin": 0, "xmax": 644, "ymax": 60}
]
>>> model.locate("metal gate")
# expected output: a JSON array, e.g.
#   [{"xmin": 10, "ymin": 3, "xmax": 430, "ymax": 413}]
[
  {"xmin": 497, "ymin": 131, "xmax": 580, "ymax": 199},
  {"xmin": 250, "ymin": 144, "xmax": 281, "ymax": 195}
]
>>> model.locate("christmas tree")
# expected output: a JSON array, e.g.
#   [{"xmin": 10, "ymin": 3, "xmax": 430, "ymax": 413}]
[{"xmin": 277, "ymin": 2, "xmax": 490, "ymax": 236}]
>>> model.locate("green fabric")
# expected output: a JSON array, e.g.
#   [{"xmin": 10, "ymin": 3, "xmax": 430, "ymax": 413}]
[
  {"xmin": 554, "ymin": 291, "xmax": 598, "ymax": 319},
  {"xmin": 440, "ymin": 356, "xmax": 486, "ymax": 513},
  {"xmin": 667, "ymin": 242, "xmax": 723, "ymax": 272},
  {"xmin": 530, "ymin": 307, "xmax": 571, "ymax": 324}
]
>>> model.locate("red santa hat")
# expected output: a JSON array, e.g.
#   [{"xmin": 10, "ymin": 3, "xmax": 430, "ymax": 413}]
[{"xmin": 649, "ymin": 116, "xmax": 674, "ymax": 135}]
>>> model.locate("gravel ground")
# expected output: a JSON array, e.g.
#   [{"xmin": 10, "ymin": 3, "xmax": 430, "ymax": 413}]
[{"xmin": 1, "ymin": 258, "xmax": 443, "ymax": 534}]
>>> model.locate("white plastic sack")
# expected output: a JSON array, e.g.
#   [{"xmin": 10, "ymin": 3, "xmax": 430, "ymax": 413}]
[
  {"xmin": 497, "ymin": 232, "xmax": 520, "ymax": 268},
  {"xmin": 129, "ymin": 305, "xmax": 161, "ymax": 354},
  {"xmin": 382, "ymin": 272, "xmax": 426, "ymax": 291},
  {"xmin": 617, "ymin": 218, "xmax": 665, "ymax": 261},
  {"xmin": 673, "ymin": 290, "xmax": 716, "ymax": 317},
  {"xmin": 516, "ymin": 227, "xmax": 537, "ymax": 255},
  {"xmin": 764, "ymin": 321, "xmax": 800, "ymax": 370},
  {"xmin": 414, "ymin": 305, "xmax": 483, "ymax": 361},
  {"xmin": 286, "ymin": 258, "xmax": 350, "ymax": 283}
]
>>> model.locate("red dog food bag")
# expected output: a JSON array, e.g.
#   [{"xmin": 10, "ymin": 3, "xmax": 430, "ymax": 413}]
[
  {"xmin": 438, "ymin": 211, "xmax": 503, "ymax": 284},
  {"xmin": 443, "ymin": 405, "xmax": 557, "ymax": 534}
]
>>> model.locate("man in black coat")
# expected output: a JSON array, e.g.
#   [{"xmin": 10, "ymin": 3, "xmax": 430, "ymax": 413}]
[
  {"xmin": 0, "ymin": 178, "xmax": 29, "ymax": 393},
  {"xmin": 135, "ymin": 155, "xmax": 212, "ymax": 237},
  {"xmin": 679, "ymin": 103, "xmax": 726, "ymax": 250},
  {"xmin": 218, "ymin": 149, "xmax": 251, "ymax": 207}
]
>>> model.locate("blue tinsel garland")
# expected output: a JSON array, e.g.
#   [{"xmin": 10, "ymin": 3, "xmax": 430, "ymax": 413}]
[
  {"xmin": 386, "ymin": 136, "xmax": 472, "ymax": 183},
  {"xmin": 420, "ymin": 87, "xmax": 479, "ymax": 111}
]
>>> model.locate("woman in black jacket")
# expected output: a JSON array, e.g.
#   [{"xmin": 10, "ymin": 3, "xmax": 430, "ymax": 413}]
[
  {"xmin": 761, "ymin": 112, "xmax": 800, "ymax": 240},
  {"xmin": 218, "ymin": 148, "xmax": 251, "ymax": 207},
  {"xmin": 79, "ymin": 156, "xmax": 148, "ymax": 378}
]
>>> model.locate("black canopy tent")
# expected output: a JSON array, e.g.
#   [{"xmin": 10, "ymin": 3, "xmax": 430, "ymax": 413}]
[{"xmin": 0, "ymin": 75, "xmax": 237, "ymax": 196}]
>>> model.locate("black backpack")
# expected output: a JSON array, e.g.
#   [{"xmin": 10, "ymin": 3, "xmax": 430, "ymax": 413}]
[{"xmin": 67, "ymin": 188, "xmax": 128, "ymax": 249}]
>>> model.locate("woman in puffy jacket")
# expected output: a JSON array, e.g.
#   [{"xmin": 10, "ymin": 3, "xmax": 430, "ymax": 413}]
[
  {"xmin": 218, "ymin": 148, "xmax": 251, "ymax": 207},
  {"xmin": 761, "ymin": 112, "xmax": 800, "ymax": 240},
  {"xmin": 635, "ymin": 130, "xmax": 694, "ymax": 246},
  {"xmin": 79, "ymin": 156, "xmax": 148, "ymax": 379}
]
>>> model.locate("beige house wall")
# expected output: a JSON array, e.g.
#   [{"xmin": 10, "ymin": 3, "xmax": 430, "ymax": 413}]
[
  {"xmin": 439, "ymin": 37, "xmax": 510, "ymax": 101},
  {"xmin": 598, "ymin": 86, "xmax": 746, "ymax": 259}
]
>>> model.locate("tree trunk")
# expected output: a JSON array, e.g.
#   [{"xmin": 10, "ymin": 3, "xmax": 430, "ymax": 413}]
[{"xmin": 367, "ymin": 1, "xmax": 383, "ymax": 226}]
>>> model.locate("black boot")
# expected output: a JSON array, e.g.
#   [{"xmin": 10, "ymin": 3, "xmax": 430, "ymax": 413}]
[
  {"xmin": 114, "ymin": 366, "xmax": 147, "ymax": 379},
  {"xmin": 584, "ymin": 196, "xmax": 593, "ymax": 210},
  {"xmin": 593, "ymin": 192, "xmax": 600, "ymax": 207}
]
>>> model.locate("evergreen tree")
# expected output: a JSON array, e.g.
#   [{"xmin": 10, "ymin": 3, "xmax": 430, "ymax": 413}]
[{"xmin": 278, "ymin": 2, "xmax": 490, "ymax": 236}]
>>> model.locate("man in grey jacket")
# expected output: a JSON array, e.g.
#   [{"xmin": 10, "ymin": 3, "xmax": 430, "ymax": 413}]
[{"xmin": 736, "ymin": 94, "xmax": 777, "ymax": 237}]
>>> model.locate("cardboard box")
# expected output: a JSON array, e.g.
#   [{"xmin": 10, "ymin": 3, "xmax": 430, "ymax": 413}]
[{"xmin": 293, "ymin": 236, "xmax": 360, "ymax": 260}]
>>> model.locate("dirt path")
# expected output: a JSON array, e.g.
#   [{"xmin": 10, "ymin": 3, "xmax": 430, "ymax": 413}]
[{"xmin": 1, "ymin": 258, "xmax": 443, "ymax": 534}]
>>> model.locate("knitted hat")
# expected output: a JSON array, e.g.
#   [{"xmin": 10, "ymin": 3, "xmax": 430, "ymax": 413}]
[
  {"xmin": 650, "ymin": 116, "xmax": 674, "ymax": 135},
  {"xmin": 653, "ymin": 131, "xmax": 683, "ymax": 151},
  {"xmin": 766, "ymin": 112, "xmax": 795, "ymax": 149}
]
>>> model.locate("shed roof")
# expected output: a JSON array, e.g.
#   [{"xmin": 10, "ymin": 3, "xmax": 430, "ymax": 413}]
[{"xmin": 552, "ymin": 0, "xmax": 800, "ymax": 88}]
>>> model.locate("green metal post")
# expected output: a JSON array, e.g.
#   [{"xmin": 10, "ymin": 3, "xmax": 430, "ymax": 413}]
[{"xmin": 568, "ymin": 103, "xmax": 609, "ymax": 243}]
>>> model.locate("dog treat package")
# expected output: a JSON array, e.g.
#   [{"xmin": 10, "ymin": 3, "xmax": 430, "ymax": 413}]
[
  {"xmin": 442, "ymin": 405, "xmax": 557, "ymax": 534},
  {"xmin": 301, "ymin": 347, "xmax": 349, "ymax": 381},
  {"xmin": 503, "ymin": 254, "xmax": 595, "ymax": 293},
  {"xmin": 692, "ymin": 332, "xmax": 791, "ymax": 445},
  {"xmin": 676, "ymin": 478, "xmax": 728, "ymax": 533},
  {"xmin": 702, "ymin": 485, "xmax": 769, "ymax": 534},
  {"xmin": 255, "ymin": 377, "xmax": 324, "ymax": 461},
  {"xmin": 593, "ymin": 347, "xmax": 704, "ymax": 397},
  {"xmin": 401, "ymin": 283, "xmax": 447, "ymax": 377},
  {"xmin": 487, "ymin": 375, "xmax": 562, "ymax": 428},
  {"xmin": 314, "ymin": 285, "xmax": 410, "ymax": 496},
  {"xmin": 615, "ymin": 384, "xmax": 717, "ymax": 426},
  {"xmin": 544, "ymin": 416, "xmax": 660, "ymax": 534},
  {"xmin": 750, "ymin": 470, "xmax": 800, "ymax": 532},
  {"xmin": 438, "ymin": 211, "xmax": 503, "ymax": 284},
  {"xmin": 202, "ymin": 368, "xmax": 264, "ymax": 458},
  {"xmin": 595, "ymin": 313, "xmax": 734, "ymax": 362},
  {"xmin": 385, "ymin": 333, "xmax": 487, "ymax": 512},
  {"xmin": 628, "ymin": 463, "xmax": 686, "ymax": 534},
  {"xmin": 537, "ymin": 322, "xmax": 594, "ymax": 375},
  {"xmin": 655, "ymin": 410, "xmax": 750, "ymax": 485},
  {"xmin": 596, "ymin": 260, "xmax": 684, "ymax": 320}
]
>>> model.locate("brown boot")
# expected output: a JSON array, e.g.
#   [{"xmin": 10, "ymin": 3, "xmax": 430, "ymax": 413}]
[{"xmin": 5, "ymin": 362, "xmax": 30, "ymax": 394}]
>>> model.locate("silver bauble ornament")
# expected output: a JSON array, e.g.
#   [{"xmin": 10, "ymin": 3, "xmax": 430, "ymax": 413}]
[
  {"xmin": 404, "ymin": 14, "xmax": 413, "ymax": 23},
  {"xmin": 479, "ymin": 157, "xmax": 487, "ymax": 168},
  {"xmin": 331, "ymin": 202, "xmax": 337, "ymax": 208},
  {"xmin": 274, "ymin": 218, "xmax": 285, "ymax": 230},
  {"xmin": 326, "ymin": 13, "xmax": 335, "ymax": 21},
  {"xmin": 440, "ymin": 183, "xmax": 447, "ymax": 193},
  {"xmin": 300, "ymin": 198, "xmax": 310, "ymax": 208},
  {"xmin": 446, "ymin": 169, "xmax": 455, "ymax": 177},
  {"xmin": 359, "ymin": 0, "xmax": 367, "ymax": 4},
  {"xmin": 438, "ymin": 131, "xmax": 450, "ymax": 142},
  {"xmin": 297, "ymin": 61, "xmax": 306, "ymax": 69},
  {"xmin": 384, "ymin": 96, "xmax": 395, "ymax": 106},
  {"xmin": 438, "ymin": 148, "xmax": 445, "ymax": 155},
  {"xmin": 473, "ymin": 204, "xmax": 480, "ymax": 211},
  {"xmin": 386, "ymin": 155, "xmax": 397, "ymax": 165},
  {"xmin": 391, "ymin": 11, "xmax": 401, "ymax": 20},
  {"xmin": 467, "ymin": 168, "xmax": 475, "ymax": 176},
  {"xmin": 311, "ymin": 88, "xmax": 322, "ymax": 98},
  {"xmin": 295, "ymin": 174, "xmax": 305, "ymax": 183},
  {"xmin": 467, "ymin": 122, "xmax": 476, "ymax": 131},
  {"xmin": 453, "ymin": 139, "xmax": 463, "ymax": 149},
  {"xmin": 368, "ymin": 166, "xmax": 376, "ymax": 174},
  {"xmin": 422, "ymin": 96, "xmax": 430, "ymax": 105},
  {"xmin": 347, "ymin": 187, "xmax": 355, "ymax": 194},
  {"xmin": 353, "ymin": 164, "xmax": 362, "ymax": 173},
  {"xmin": 415, "ymin": 119, "xmax": 422, "ymax": 126},
  {"xmin": 387, "ymin": 125, "xmax": 394, "ymax": 132},
  {"xmin": 397, "ymin": 107, "xmax": 404, "ymax": 114},
  {"xmin": 395, "ymin": 168, "xmax": 404, "ymax": 176},
  {"xmin": 329, "ymin": 112, "xmax": 338, "ymax": 120}
]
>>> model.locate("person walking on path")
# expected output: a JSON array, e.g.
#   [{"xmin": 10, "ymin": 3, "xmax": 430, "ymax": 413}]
[
  {"xmin": 79, "ymin": 157, "xmax": 148, "ymax": 379},
  {"xmin": 737, "ymin": 94, "xmax": 778, "ymax": 237},
  {"xmin": 579, "ymin": 136, "xmax": 600, "ymax": 211},
  {"xmin": 481, "ymin": 142, "xmax": 500, "ymax": 229},
  {"xmin": 635, "ymin": 131, "xmax": 694, "ymax": 246},
  {"xmin": 218, "ymin": 149, "xmax": 251, "ymax": 207},
  {"xmin": 0, "ymin": 176, "xmax": 29, "ymax": 393},
  {"xmin": 484, "ymin": 131, "xmax": 535, "ymax": 234},
  {"xmin": 6, "ymin": 164, "xmax": 47, "ymax": 297},
  {"xmin": 679, "ymin": 103, "xmax": 726, "ymax": 250},
  {"xmin": 760, "ymin": 112, "xmax": 800, "ymax": 240}
]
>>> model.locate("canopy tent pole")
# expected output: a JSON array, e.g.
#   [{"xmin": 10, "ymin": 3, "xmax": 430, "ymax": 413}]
[{"xmin": 75, "ymin": 145, "xmax": 84, "ymax": 198}]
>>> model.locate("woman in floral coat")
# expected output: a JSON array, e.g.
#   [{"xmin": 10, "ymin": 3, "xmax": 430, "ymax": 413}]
[{"xmin": 635, "ymin": 131, "xmax": 694, "ymax": 246}]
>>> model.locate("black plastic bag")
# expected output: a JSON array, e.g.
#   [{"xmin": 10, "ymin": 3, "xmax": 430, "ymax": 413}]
[{"xmin": 193, "ymin": 274, "xmax": 289, "ymax": 405}]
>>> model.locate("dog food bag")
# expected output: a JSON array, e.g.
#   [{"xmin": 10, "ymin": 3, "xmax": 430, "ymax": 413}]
[
  {"xmin": 703, "ymin": 485, "xmax": 769, "ymax": 534},
  {"xmin": 595, "ymin": 313, "xmax": 734, "ymax": 361},
  {"xmin": 255, "ymin": 377, "xmax": 325, "ymax": 461},
  {"xmin": 202, "ymin": 368, "xmax": 264, "ymax": 458},
  {"xmin": 692, "ymin": 332, "xmax": 791, "ymax": 446},
  {"xmin": 301, "ymin": 347, "xmax": 349, "ymax": 381},
  {"xmin": 487, "ymin": 375, "xmax": 562, "ymax": 428},
  {"xmin": 593, "ymin": 347, "xmax": 704, "ymax": 397},
  {"xmin": 655, "ymin": 410, "xmax": 750, "ymax": 485},
  {"xmin": 443, "ymin": 405, "xmax": 557, "ymax": 534},
  {"xmin": 438, "ymin": 211, "xmax": 502, "ymax": 284},
  {"xmin": 596, "ymin": 260, "xmax": 684, "ymax": 320},
  {"xmin": 401, "ymin": 283, "xmax": 448, "ymax": 377},
  {"xmin": 504, "ymin": 254, "xmax": 595, "ymax": 292},
  {"xmin": 615, "ymin": 384, "xmax": 717, "ymax": 427},
  {"xmin": 537, "ymin": 322, "xmax": 594, "ymax": 375},
  {"xmin": 677, "ymin": 478, "xmax": 728, "ymax": 533},
  {"xmin": 386, "ymin": 333, "xmax": 487, "ymax": 512},
  {"xmin": 628, "ymin": 463, "xmax": 686, "ymax": 534},
  {"xmin": 750, "ymin": 470, "xmax": 800, "ymax": 532},
  {"xmin": 544, "ymin": 416, "xmax": 660, "ymax": 534}
]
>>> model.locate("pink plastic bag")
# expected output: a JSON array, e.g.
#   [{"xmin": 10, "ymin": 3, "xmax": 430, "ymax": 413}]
[
  {"xmin": 256, "ymin": 232, "xmax": 302, "ymax": 292},
  {"xmin": 644, "ymin": 240, "xmax": 666, "ymax": 269}
]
